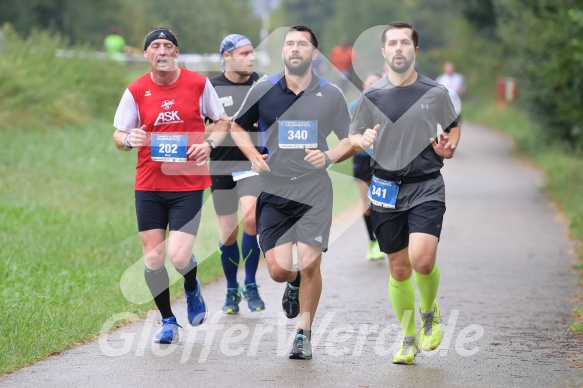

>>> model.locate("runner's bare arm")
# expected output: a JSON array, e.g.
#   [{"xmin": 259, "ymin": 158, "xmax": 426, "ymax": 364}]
[
  {"xmin": 326, "ymin": 137, "xmax": 356, "ymax": 164},
  {"xmin": 430, "ymin": 125, "xmax": 460, "ymax": 159},
  {"xmin": 207, "ymin": 113, "xmax": 231, "ymax": 145},
  {"xmin": 187, "ymin": 113, "xmax": 230, "ymax": 164},
  {"xmin": 231, "ymin": 121, "xmax": 270, "ymax": 172},
  {"xmin": 349, "ymin": 124, "xmax": 380, "ymax": 152},
  {"xmin": 113, "ymin": 125, "xmax": 146, "ymax": 151}
]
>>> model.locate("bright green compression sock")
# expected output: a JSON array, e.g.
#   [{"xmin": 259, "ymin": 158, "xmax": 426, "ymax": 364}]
[
  {"xmin": 413, "ymin": 264, "xmax": 440, "ymax": 313},
  {"xmin": 388, "ymin": 276, "xmax": 416, "ymax": 337}
]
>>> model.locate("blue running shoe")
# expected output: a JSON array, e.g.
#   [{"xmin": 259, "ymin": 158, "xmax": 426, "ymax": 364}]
[
  {"xmin": 241, "ymin": 283, "xmax": 265, "ymax": 312},
  {"xmin": 222, "ymin": 287, "xmax": 241, "ymax": 314},
  {"xmin": 154, "ymin": 317, "xmax": 181, "ymax": 344},
  {"xmin": 185, "ymin": 278, "xmax": 207, "ymax": 326}
]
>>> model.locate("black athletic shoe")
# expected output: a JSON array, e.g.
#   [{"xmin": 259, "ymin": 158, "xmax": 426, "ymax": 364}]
[
  {"xmin": 282, "ymin": 282, "xmax": 300, "ymax": 319},
  {"xmin": 289, "ymin": 334, "xmax": 312, "ymax": 360}
]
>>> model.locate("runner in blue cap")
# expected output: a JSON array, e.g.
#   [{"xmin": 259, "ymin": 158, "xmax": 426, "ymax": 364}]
[{"xmin": 207, "ymin": 34, "xmax": 266, "ymax": 314}]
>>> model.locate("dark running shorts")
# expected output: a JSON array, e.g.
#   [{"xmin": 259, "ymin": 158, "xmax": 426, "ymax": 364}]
[
  {"xmin": 352, "ymin": 153, "xmax": 373, "ymax": 182},
  {"xmin": 256, "ymin": 174, "xmax": 333, "ymax": 253},
  {"xmin": 371, "ymin": 200, "xmax": 446, "ymax": 254},
  {"xmin": 135, "ymin": 190, "xmax": 204, "ymax": 235},
  {"xmin": 210, "ymin": 174, "xmax": 260, "ymax": 216}
]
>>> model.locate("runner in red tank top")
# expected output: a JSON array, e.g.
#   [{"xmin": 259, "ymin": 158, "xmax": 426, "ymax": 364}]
[{"xmin": 113, "ymin": 27, "xmax": 230, "ymax": 344}]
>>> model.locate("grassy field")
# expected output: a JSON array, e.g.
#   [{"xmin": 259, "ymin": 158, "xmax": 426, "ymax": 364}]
[
  {"xmin": 463, "ymin": 100, "xmax": 583, "ymax": 331},
  {"xmin": 0, "ymin": 123, "xmax": 211, "ymax": 373}
]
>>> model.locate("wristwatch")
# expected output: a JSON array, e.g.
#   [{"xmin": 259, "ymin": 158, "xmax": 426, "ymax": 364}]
[
  {"xmin": 205, "ymin": 139, "xmax": 216, "ymax": 150},
  {"xmin": 323, "ymin": 151, "xmax": 331, "ymax": 168}
]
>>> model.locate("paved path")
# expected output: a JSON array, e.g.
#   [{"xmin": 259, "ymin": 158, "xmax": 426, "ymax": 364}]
[{"xmin": 2, "ymin": 123, "xmax": 582, "ymax": 387}]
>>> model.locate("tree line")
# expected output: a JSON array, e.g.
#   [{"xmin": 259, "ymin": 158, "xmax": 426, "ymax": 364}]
[
  {"xmin": 274, "ymin": 0, "xmax": 583, "ymax": 149},
  {"xmin": 449, "ymin": 0, "xmax": 583, "ymax": 148},
  {"xmin": 0, "ymin": 0, "xmax": 262, "ymax": 53},
  {"xmin": 2, "ymin": 0, "xmax": 582, "ymax": 148}
]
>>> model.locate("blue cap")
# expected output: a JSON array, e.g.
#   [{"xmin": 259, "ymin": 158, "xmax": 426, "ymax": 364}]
[{"xmin": 220, "ymin": 34, "xmax": 253, "ymax": 70}]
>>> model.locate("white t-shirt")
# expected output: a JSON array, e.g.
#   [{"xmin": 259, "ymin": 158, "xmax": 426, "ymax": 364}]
[
  {"xmin": 436, "ymin": 72, "xmax": 465, "ymax": 115},
  {"xmin": 435, "ymin": 72, "xmax": 466, "ymax": 95}
]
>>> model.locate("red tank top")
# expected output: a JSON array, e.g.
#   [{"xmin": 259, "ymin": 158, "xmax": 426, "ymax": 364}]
[{"xmin": 128, "ymin": 70, "xmax": 211, "ymax": 191}]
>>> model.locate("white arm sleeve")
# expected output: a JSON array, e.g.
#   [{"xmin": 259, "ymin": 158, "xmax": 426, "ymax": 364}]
[
  {"xmin": 113, "ymin": 89, "xmax": 140, "ymax": 132},
  {"xmin": 199, "ymin": 78, "xmax": 225, "ymax": 122}
]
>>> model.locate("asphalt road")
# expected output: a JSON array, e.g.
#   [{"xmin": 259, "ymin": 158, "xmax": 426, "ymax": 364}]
[{"xmin": 2, "ymin": 122, "xmax": 582, "ymax": 387}]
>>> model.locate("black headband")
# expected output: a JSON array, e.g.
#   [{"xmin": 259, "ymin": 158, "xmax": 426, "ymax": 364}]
[{"xmin": 144, "ymin": 29, "xmax": 178, "ymax": 50}]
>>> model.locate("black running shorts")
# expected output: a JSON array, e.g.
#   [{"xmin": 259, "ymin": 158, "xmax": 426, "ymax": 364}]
[
  {"xmin": 135, "ymin": 190, "xmax": 204, "ymax": 235},
  {"xmin": 256, "ymin": 174, "xmax": 333, "ymax": 253},
  {"xmin": 371, "ymin": 200, "xmax": 446, "ymax": 254}
]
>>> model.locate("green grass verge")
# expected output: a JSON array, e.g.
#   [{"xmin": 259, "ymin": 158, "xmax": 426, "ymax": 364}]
[
  {"xmin": 571, "ymin": 322, "xmax": 583, "ymax": 333},
  {"xmin": 0, "ymin": 122, "xmax": 229, "ymax": 374},
  {"xmin": 463, "ymin": 100, "xmax": 583, "ymax": 333},
  {"xmin": 0, "ymin": 122, "xmax": 360, "ymax": 374}
]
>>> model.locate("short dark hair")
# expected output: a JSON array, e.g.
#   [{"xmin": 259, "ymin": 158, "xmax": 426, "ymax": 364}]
[
  {"xmin": 284, "ymin": 25, "xmax": 319, "ymax": 49},
  {"xmin": 381, "ymin": 22, "xmax": 419, "ymax": 48}
]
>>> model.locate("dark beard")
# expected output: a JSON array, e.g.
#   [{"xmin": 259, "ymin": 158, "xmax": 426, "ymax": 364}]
[
  {"xmin": 387, "ymin": 57, "xmax": 413, "ymax": 74},
  {"xmin": 284, "ymin": 57, "xmax": 312, "ymax": 76}
]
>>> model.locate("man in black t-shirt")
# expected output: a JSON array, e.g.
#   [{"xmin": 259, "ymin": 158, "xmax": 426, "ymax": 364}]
[
  {"xmin": 207, "ymin": 34, "xmax": 265, "ymax": 315},
  {"xmin": 350, "ymin": 22, "xmax": 460, "ymax": 365},
  {"xmin": 231, "ymin": 25, "xmax": 354, "ymax": 360}
]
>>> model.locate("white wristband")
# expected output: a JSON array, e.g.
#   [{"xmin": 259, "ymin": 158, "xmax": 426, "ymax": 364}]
[{"xmin": 123, "ymin": 133, "xmax": 132, "ymax": 149}]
